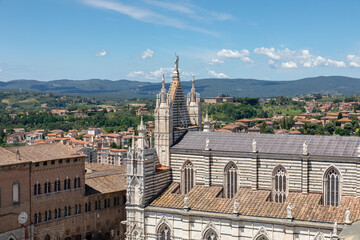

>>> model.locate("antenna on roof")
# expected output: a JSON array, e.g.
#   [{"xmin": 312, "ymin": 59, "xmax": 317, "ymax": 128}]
[{"xmin": 16, "ymin": 146, "xmax": 21, "ymax": 160}]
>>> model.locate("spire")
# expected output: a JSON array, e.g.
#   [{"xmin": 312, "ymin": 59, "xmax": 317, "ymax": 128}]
[
  {"xmin": 131, "ymin": 133, "xmax": 135, "ymax": 149},
  {"xmin": 191, "ymin": 74, "xmax": 195, "ymax": 90},
  {"xmin": 137, "ymin": 116, "xmax": 147, "ymax": 149},
  {"xmin": 160, "ymin": 74, "xmax": 167, "ymax": 103},
  {"xmin": 203, "ymin": 111, "xmax": 211, "ymax": 132},
  {"xmin": 139, "ymin": 116, "xmax": 145, "ymax": 131}
]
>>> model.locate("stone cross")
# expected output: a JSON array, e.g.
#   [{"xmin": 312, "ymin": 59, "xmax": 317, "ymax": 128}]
[
  {"xmin": 233, "ymin": 200, "xmax": 239, "ymax": 214},
  {"xmin": 345, "ymin": 208, "xmax": 351, "ymax": 224},
  {"xmin": 252, "ymin": 139, "xmax": 257, "ymax": 153},
  {"xmin": 303, "ymin": 141, "xmax": 308, "ymax": 155},
  {"xmin": 287, "ymin": 204, "xmax": 293, "ymax": 219}
]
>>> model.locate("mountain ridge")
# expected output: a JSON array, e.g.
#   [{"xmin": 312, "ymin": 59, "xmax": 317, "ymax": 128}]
[{"xmin": 1, "ymin": 76, "xmax": 359, "ymax": 99}]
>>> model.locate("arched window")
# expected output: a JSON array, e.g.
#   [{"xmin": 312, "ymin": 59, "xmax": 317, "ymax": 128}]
[
  {"xmin": 181, "ymin": 161, "xmax": 194, "ymax": 194},
  {"xmin": 256, "ymin": 235, "xmax": 269, "ymax": 240},
  {"xmin": 324, "ymin": 166, "xmax": 341, "ymax": 206},
  {"xmin": 74, "ymin": 176, "xmax": 80, "ymax": 188},
  {"xmin": 224, "ymin": 162, "xmax": 238, "ymax": 198},
  {"xmin": 12, "ymin": 181, "xmax": 20, "ymax": 204},
  {"xmin": 54, "ymin": 179, "xmax": 60, "ymax": 192},
  {"xmin": 157, "ymin": 224, "xmax": 171, "ymax": 240},
  {"xmin": 54, "ymin": 209, "xmax": 58, "ymax": 219},
  {"xmin": 44, "ymin": 181, "xmax": 50, "ymax": 194},
  {"xmin": 203, "ymin": 229, "xmax": 218, "ymax": 240},
  {"xmin": 272, "ymin": 165, "xmax": 288, "ymax": 203}
]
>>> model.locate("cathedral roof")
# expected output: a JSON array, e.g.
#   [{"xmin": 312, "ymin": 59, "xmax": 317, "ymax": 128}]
[
  {"xmin": 172, "ymin": 131, "xmax": 360, "ymax": 158},
  {"xmin": 150, "ymin": 182, "xmax": 360, "ymax": 224}
]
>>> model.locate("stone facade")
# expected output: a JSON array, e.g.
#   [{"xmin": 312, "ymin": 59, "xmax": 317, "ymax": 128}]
[{"xmin": 125, "ymin": 57, "xmax": 360, "ymax": 240}]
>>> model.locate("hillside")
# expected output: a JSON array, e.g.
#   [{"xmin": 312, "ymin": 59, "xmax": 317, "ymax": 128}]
[{"xmin": 1, "ymin": 76, "xmax": 360, "ymax": 99}]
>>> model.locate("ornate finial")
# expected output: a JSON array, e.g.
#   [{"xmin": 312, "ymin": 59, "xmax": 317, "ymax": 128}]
[
  {"xmin": 303, "ymin": 141, "xmax": 308, "ymax": 155},
  {"xmin": 233, "ymin": 199, "xmax": 239, "ymax": 214},
  {"xmin": 205, "ymin": 138, "xmax": 210, "ymax": 151},
  {"xmin": 174, "ymin": 54, "xmax": 179, "ymax": 71},
  {"xmin": 345, "ymin": 208, "xmax": 351, "ymax": 224},
  {"xmin": 252, "ymin": 139, "xmax": 257, "ymax": 153},
  {"xmin": 162, "ymin": 73, "xmax": 165, "ymax": 85},
  {"xmin": 139, "ymin": 116, "xmax": 145, "ymax": 130},
  {"xmin": 184, "ymin": 195, "xmax": 189, "ymax": 210},
  {"xmin": 287, "ymin": 204, "xmax": 293, "ymax": 219},
  {"xmin": 192, "ymin": 74, "xmax": 195, "ymax": 89},
  {"xmin": 131, "ymin": 133, "xmax": 135, "ymax": 149},
  {"xmin": 333, "ymin": 220, "xmax": 338, "ymax": 236},
  {"xmin": 205, "ymin": 111, "xmax": 209, "ymax": 122}
]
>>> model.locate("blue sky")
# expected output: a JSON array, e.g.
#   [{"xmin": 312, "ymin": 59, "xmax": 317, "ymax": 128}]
[{"xmin": 1, "ymin": 0, "xmax": 360, "ymax": 82}]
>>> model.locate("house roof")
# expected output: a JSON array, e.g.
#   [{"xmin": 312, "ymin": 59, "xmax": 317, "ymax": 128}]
[
  {"xmin": 150, "ymin": 183, "xmax": 360, "ymax": 224},
  {"xmin": 171, "ymin": 131, "xmax": 360, "ymax": 158},
  {"xmin": 0, "ymin": 147, "xmax": 30, "ymax": 166},
  {"xmin": 7, "ymin": 144, "xmax": 84, "ymax": 162},
  {"xmin": 85, "ymin": 163, "xmax": 126, "ymax": 195}
]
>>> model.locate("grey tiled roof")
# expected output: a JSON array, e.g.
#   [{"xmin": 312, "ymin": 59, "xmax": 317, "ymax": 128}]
[{"xmin": 171, "ymin": 131, "xmax": 360, "ymax": 158}]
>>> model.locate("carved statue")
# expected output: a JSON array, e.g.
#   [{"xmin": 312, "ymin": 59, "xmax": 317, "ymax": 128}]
[
  {"xmin": 287, "ymin": 204, "xmax": 293, "ymax": 218},
  {"xmin": 233, "ymin": 199, "xmax": 239, "ymax": 214},
  {"xmin": 184, "ymin": 195, "xmax": 189, "ymax": 209},
  {"xmin": 333, "ymin": 220, "xmax": 337, "ymax": 236},
  {"xmin": 345, "ymin": 208, "xmax": 351, "ymax": 224},
  {"xmin": 303, "ymin": 141, "xmax": 308, "ymax": 155},
  {"xmin": 174, "ymin": 54, "xmax": 179, "ymax": 70},
  {"xmin": 252, "ymin": 139, "xmax": 257, "ymax": 153},
  {"xmin": 205, "ymin": 138, "xmax": 210, "ymax": 151}
]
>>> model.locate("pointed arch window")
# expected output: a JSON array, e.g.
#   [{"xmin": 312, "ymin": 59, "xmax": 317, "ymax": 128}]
[
  {"xmin": 181, "ymin": 161, "xmax": 194, "ymax": 194},
  {"xmin": 203, "ymin": 229, "xmax": 218, "ymax": 240},
  {"xmin": 157, "ymin": 224, "xmax": 171, "ymax": 240},
  {"xmin": 324, "ymin": 167, "xmax": 341, "ymax": 206},
  {"xmin": 272, "ymin": 165, "xmax": 288, "ymax": 203},
  {"xmin": 256, "ymin": 235, "xmax": 269, "ymax": 240},
  {"xmin": 224, "ymin": 162, "xmax": 238, "ymax": 198}
]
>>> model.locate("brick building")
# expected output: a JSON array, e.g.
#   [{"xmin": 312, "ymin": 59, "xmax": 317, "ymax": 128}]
[{"xmin": 0, "ymin": 144, "xmax": 127, "ymax": 240}]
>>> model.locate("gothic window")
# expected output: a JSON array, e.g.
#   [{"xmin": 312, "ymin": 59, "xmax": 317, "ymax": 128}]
[
  {"xmin": 44, "ymin": 181, "xmax": 51, "ymax": 194},
  {"xmin": 157, "ymin": 224, "xmax": 171, "ymax": 240},
  {"xmin": 256, "ymin": 235, "xmax": 269, "ymax": 240},
  {"xmin": 34, "ymin": 182, "xmax": 41, "ymax": 195},
  {"xmin": 54, "ymin": 209, "xmax": 58, "ymax": 219},
  {"xmin": 54, "ymin": 180, "xmax": 60, "ymax": 192},
  {"xmin": 203, "ymin": 229, "xmax": 218, "ymax": 240},
  {"xmin": 224, "ymin": 162, "xmax": 238, "ymax": 198},
  {"xmin": 12, "ymin": 181, "xmax": 20, "ymax": 204},
  {"xmin": 74, "ymin": 176, "xmax": 80, "ymax": 188},
  {"xmin": 272, "ymin": 165, "xmax": 288, "ymax": 203},
  {"xmin": 324, "ymin": 166, "xmax": 341, "ymax": 206},
  {"xmin": 45, "ymin": 211, "xmax": 48, "ymax": 221},
  {"xmin": 181, "ymin": 161, "xmax": 194, "ymax": 194}
]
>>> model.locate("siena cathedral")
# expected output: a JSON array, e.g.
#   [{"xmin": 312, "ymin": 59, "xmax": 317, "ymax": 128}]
[{"xmin": 125, "ymin": 57, "xmax": 360, "ymax": 240}]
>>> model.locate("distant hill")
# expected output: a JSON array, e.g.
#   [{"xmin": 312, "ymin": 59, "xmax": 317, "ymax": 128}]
[{"xmin": 1, "ymin": 76, "xmax": 360, "ymax": 99}]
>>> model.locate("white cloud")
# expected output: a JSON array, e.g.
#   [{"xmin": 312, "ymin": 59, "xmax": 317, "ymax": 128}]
[
  {"xmin": 82, "ymin": 0, "xmax": 216, "ymax": 35},
  {"xmin": 281, "ymin": 61, "xmax": 298, "ymax": 68},
  {"xmin": 95, "ymin": 50, "xmax": 107, "ymax": 57},
  {"xmin": 217, "ymin": 49, "xmax": 253, "ymax": 63},
  {"xmin": 208, "ymin": 70, "xmax": 228, "ymax": 78},
  {"xmin": 127, "ymin": 67, "xmax": 195, "ymax": 80},
  {"xmin": 0, "ymin": 68, "xmax": 2, "ymax": 72},
  {"xmin": 209, "ymin": 58, "xmax": 224, "ymax": 65},
  {"xmin": 142, "ymin": 49, "xmax": 154, "ymax": 59},
  {"xmin": 254, "ymin": 47, "xmax": 346, "ymax": 68},
  {"xmin": 347, "ymin": 54, "xmax": 360, "ymax": 68},
  {"xmin": 127, "ymin": 71, "xmax": 145, "ymax": 78}
]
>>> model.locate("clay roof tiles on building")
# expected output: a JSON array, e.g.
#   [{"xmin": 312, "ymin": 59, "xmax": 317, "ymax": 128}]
[
  {"xmin": 85, "ymin": 163, "xmax": 126, "ymax": 195},
  {"xmin": 150, "ymin": 183, "xmax": 360, "ymax": 224},
  {"xmin": 172, "ymin": 131, "xmax": 360, "ymax": 158},
  {"xmin": 7, "ymin": 143, "xmax": 83, "ymax": 162}
]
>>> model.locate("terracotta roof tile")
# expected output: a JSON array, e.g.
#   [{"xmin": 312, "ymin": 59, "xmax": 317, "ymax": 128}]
[{"xmin": 151, "ymin": 183, "xmax": 360, "ymax": 224}]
